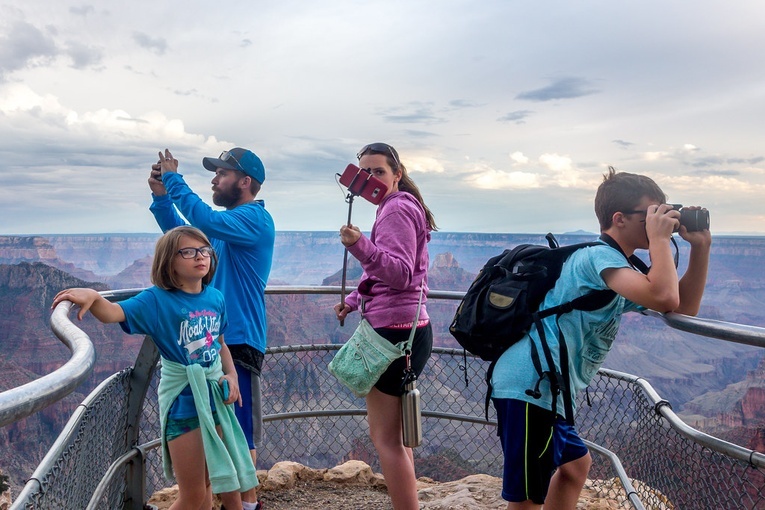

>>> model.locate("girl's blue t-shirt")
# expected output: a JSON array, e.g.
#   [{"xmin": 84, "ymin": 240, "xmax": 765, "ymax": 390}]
[
  {"xmin": 491, "ymin": 243, "xmax": 641, "ymax": 417},
  {"xmin": 119, "ymin": 285, "xmax": 228, "ymax": 419}
]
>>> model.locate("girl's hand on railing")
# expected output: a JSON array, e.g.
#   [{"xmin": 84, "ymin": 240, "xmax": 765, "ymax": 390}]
[
  {"xmin": 52, "ymin": 288, "xmax": 100, "ymax": 320},
  {"xmin": 52, "ymin": 288, "xmax": 126, "ymax": 323}
]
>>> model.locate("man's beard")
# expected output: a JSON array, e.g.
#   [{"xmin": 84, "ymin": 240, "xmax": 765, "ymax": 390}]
[{"xmin": 213, "ymin": 185, "xmax": 242, "ymax": 209}]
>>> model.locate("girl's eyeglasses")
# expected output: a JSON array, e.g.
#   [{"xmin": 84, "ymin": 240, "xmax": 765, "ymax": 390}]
[
  {"xmin": 357, "ymin": 143, "xmax": 401, "ymax": 169},
  {"xmin": 177, "ymin": 247, "xmax": 214, "ymax": 259}
]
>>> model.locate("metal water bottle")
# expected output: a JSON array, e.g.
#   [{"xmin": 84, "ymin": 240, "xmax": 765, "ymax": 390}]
[{"xmin": 401, "ymin": 372, "xmax": 422, "ymax": 448}]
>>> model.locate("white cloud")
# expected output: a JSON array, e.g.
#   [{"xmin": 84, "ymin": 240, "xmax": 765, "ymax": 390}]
[
  {"xmin": 0, "ymin": 83, "xmax": 230, "ymax": 155},
  {"xmin": 643, "ymin": 151, "xmax": 669, "ymax": 162},
  {"xmin": 406, "ymin": 156, "xmax": 445, "ymax": 174},
  {"xmin": 510, "ymin": 151, "xmax": 529, "ymax": 165},
  {"xmin": 539, "ymin": 153, "xmax": 574, "ymax": 173},
  {"xmin": 0, "ymin": 82, "xmax": 65, "ymax": 113},
  {"xmin": 659, "ymin": 173, "xmax": 762, "ymax": 194},
  {"xmin": 465, "ymin": 165, "xmax": 542, "ymax": 190}
]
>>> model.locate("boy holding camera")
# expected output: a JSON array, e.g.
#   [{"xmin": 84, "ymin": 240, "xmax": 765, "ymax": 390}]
[{"xmin": 490, "ymin": 167, "xmax": 711, "ymax": 509}]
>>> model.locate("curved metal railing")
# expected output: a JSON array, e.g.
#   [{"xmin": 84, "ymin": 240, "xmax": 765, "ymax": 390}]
[{"xmin": 0, "ymin": 301, "xmax": 96, "ymax": 428}]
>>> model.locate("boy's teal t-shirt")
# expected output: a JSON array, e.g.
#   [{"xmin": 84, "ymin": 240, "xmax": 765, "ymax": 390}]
[{"xmin": 491, "ymin": 243, "xmax": 641, "ymax": 417}]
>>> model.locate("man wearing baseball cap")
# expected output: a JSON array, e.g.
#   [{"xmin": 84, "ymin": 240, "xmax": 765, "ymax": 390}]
[{"xmin": 149, "ymin": 147, "xmax": 274, "ymax": 510}]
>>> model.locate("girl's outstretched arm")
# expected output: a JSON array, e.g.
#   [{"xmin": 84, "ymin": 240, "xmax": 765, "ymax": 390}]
[{"xmin": 52, "ymin": 288, "xmax": 126, "ymax": 323}]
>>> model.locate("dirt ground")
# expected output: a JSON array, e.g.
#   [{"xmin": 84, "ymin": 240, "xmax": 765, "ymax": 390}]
[
  {"xmin": 148, "ymin": 474, "xmax": 623, "ymax": 510},
  {"xmin": 258, "ymin": 479, "xmax": 392, "ymax": 510},
  {"xmin": 148, "ymin": 481, "xmax": 394, "ymax": 510}
]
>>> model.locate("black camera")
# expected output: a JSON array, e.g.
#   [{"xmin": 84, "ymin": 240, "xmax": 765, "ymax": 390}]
[{"xmin": 668, "ymin": 204, "xmax": 710, "ymax": 232}]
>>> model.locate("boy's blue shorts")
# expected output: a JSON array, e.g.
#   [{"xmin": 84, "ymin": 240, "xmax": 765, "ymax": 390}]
[{"xmin": 492, "ymin": 398, "xmax": 588, "ymax": 504}]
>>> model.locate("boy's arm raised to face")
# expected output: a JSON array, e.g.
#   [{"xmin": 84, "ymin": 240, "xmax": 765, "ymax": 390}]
[
  {"xmin": 603, "ymin": 206, "xmax": 711, "ymax": 316},
  {"xmin": 675, "ymin": 222, "xmax": 712, "ymax": 316},
  {"xmin": 603, "ymin": 205, "xmax": 681, "ymax": 312}
]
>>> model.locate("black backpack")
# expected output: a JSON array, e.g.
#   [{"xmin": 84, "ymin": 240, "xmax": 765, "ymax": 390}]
[{"xmin": 449, "ymin": 233, "xmax": 649, "ymax": 423}]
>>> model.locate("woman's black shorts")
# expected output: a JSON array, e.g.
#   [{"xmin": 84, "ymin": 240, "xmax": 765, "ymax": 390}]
[{"xmin": 372, "ymin": 323, "xmax": 433, "ymax": 396}]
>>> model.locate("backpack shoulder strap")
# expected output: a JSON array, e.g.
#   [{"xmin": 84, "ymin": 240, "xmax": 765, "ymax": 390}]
[
  {"xmin": 536, "ymin": 288, "xmax": 616, "ymax": 320},
  {"xmin": 598, "ymin": 233, "xmax": 650, "ymax": 275},
  {"xmin": 527, "ymin": 235, "xmax": 643, "ymax": 424}
]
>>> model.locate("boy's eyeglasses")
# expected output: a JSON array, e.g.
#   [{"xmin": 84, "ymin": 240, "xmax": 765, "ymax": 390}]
[
  {"xmin": 621, "ymin": 210, "xmax": 647, "ymax": 223},
  {"xmin": 219, "ymin": 151, "xmax": 244, "ymax": 172},
  {"xmin": 177, "ymin": 247, "xmax": 214, "ymax": 259},
  {"xmin": 357, "ymin": 143, "xmax": 401, "ymax": 169}
]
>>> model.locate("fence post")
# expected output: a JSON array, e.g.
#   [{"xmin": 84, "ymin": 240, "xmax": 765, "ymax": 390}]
[{"xmin": 123, "ymin": 336, "xmax": 159, "ymax": 509}]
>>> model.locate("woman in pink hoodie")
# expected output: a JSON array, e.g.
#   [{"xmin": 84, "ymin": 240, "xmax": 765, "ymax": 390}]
[{"xmin": 334, "ymin": 142, "xmax": 437, "ymax": 510}]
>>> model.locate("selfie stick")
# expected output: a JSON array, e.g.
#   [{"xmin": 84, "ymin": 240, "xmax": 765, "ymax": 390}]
[
  {"xmin": 338, "ymin": 168, "xmax": 387, "ymax": 327},
  {"xmin": 339, "ymin": 193, "xmax": 355, "ymax": 327}
]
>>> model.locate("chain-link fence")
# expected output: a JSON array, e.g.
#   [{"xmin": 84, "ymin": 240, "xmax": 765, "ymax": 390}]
[
  {"xmin": 13, "ymin": 371, "xmax": 133, "ymax": 510},
  {"xmin": 257, "ymin": 345, "xmax": 502, "ymax": 480},
  {"xmin": 8, "ymin": 288, "xmax": 765, "ymax": 509},
  {"xmin": 578, "ymin": 368, "xmax": 765, "ymax": 509},
  {"xmin": 14, "ymin": 343, "xmax": 765, "ymax": 509}
]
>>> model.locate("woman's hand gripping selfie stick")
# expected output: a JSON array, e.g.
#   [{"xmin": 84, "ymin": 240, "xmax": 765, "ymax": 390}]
[{"xmin": 337, "ymin": 164, "xmax": 388, "ymax": 327}]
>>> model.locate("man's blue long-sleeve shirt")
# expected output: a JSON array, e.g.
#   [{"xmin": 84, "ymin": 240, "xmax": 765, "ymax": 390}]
[{"xmin": 150, "ymin": 172, "xmax": 275, "ymax": 353}]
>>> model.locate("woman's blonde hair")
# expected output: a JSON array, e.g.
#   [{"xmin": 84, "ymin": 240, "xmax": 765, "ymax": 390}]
[{"xmin": 151, "ymin": 226, "xmax": 217, "ymax": 290}]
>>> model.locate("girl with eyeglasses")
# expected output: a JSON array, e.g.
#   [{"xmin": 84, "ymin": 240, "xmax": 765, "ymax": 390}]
[
  {"xmin": 52, "ymin": 226, "xmax": 257, "ymax": 510},
  {"xmin": 334, "ymin": 143, "xmax": 437, "ymax": 510}
]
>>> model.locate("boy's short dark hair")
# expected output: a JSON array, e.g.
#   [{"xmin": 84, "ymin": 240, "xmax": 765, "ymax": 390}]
[{"xmin": 594, "ymin": 166, "xmax": 667, "ymax": 230}]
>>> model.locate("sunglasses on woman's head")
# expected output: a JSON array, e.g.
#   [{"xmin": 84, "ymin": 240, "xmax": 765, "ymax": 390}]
[{"xmin": 357, "ymin": 143, "xmax": 401, "ymax": 169}]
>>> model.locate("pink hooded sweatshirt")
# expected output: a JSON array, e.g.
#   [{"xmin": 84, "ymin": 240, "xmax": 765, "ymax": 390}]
[{"xmin": 345, "ymin": 191, "xmax": 431, "ymax": 328}]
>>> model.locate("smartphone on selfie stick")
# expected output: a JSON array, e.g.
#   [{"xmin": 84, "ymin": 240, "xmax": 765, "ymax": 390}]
[{"xmin": 336, "ymin": 164, "xmax": 388, "ymax": 326}]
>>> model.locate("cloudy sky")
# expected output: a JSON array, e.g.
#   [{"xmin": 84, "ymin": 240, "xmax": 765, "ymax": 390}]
[{"xmin": 1, "ymin": 1, "xmax": 763, "ymax": 236}]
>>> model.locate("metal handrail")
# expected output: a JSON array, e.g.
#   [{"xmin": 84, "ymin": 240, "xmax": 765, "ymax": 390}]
[
  {"xmin": 84, "ymin": 439, "xmax": 160, "ymax": 510},
  {"xmin": 0, "ymin": 301, "xmax": 96, "ymax": 428},
  {"xmin": 584, "ymin": 440, "xmax": 647, "ymax": 510},
  {"xmin": 644, "ymin": 309, "xmax": 765, "ymax": 349},
  {"xmin": 601, "ymin": 367, "xmax": 765, "ymax": 470}
]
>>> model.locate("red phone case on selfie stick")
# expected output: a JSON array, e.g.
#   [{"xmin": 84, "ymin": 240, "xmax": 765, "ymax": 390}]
[
  {"xmin": 336, "ymin": 164, "xmax": 389, "ymax": 325},
  {"xmin": 338, "ymin": 164, "xmax": 388, "ymax": 205}
]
